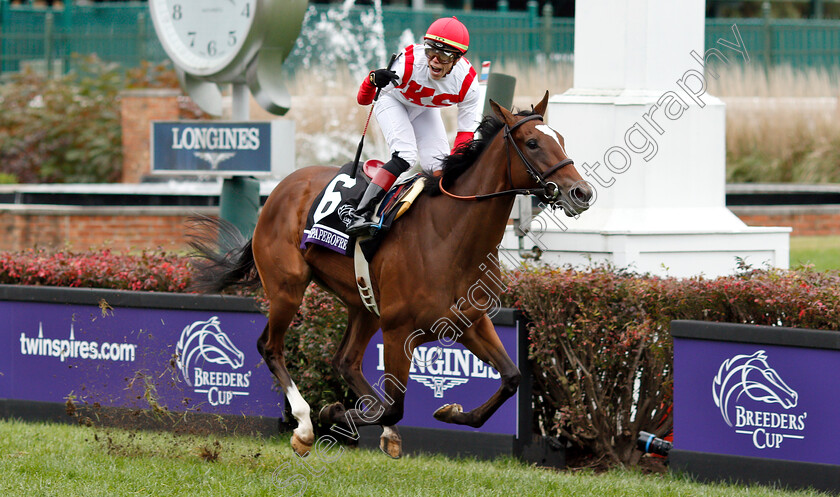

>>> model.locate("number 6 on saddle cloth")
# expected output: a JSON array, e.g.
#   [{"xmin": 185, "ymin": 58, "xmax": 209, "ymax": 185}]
[{"xmin": 300, "ymin": 159, "xmax": 426, "ymax": 262}]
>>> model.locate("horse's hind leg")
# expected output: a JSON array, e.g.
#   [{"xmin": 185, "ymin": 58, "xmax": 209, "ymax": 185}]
[
  {"xmin": 433, "ymin": 314, "xmax": 521, "ymax": 428},
  {"xmin": 325, "ymin": 308, "xmax": 402, "ymax": 458},
  {"xmin": 255, "ymin": 268, "xmax": 313, "ymax": 456},
  {"xmin": 320, "ymin": 326, "xmax": 413, "ymax": 445}
]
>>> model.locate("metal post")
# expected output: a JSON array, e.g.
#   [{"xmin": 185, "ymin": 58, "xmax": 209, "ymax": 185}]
[
  {"xmin": 220, "ymin": 176, "xmax": 260, "ymax": 239},
  {"xmin": 497, "ymin": 0, "xmax": 508, "ymax": 12},
  {"xmin": 1, "ymin": 0, "xmax": 7, "ymax": 73},
  {"xmin": 541, "ymin": 2, "xmax": 553, "ymax": 56},
  {"xmin": 527, "ymin": 0, "xmax": 539, "ymax": 55},
  {"xmin": 811, "ymin": 0, "xmax": 824, "ymax": 19},
  {"xmin": 62, "ymin": 0, "xmax": 73, "ymax": 74},
  {"xmin": 136, "ymin": 11, "xmax": 146, "ymax": 67},
  {"xmin": 219, "ymin": 83, "xmax": 260, "ymax": 238},
  {"xmin": 44, "ymin": 11, "xmax": 53, "ymax": 78},
  {"xmin": 762, "ymin": 1, "xmax": 772, "ymax": 69}
]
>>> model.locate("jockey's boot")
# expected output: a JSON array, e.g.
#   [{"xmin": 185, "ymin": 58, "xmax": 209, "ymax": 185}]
[{"xmin": 346, "ymin": 153, "xmax": 410, "ymax": 236}]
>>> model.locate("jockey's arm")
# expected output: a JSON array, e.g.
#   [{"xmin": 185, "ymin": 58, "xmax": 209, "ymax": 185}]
[
  {"xmin": 452, "ymin": 74, "xmax": 481, "ymax": 153},
  {"xmin": 358, "ymin": 53, "xmax": 405, "ymax": 106},
  {"xmin": 357, "ymin": 77, "xmax": 377, "ymax": 106}
]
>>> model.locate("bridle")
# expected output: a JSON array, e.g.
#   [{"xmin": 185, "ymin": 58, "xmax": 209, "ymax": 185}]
[{"xmin": 439, "ymin": 114, "xmax": 574, "ymax": 205}]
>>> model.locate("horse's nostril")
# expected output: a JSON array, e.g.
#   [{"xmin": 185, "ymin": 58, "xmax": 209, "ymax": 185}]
[{"xmin": 572, "ymin": 186, "xmax": 592, "ymax": 205}]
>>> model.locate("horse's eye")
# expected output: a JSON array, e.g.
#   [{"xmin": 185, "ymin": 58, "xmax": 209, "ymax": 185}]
[{"xmin": 526, "ymin": 139, "xmax": 539, "ymax": 150}]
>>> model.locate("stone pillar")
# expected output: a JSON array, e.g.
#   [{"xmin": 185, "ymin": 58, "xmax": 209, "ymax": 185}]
[
  {"xmin": 120, "ymin": 89, "xmax": 180, "ymax": 183},
  {"xmin": 502, "ymin": 0, "xmax": 791, "ymax": 277}
]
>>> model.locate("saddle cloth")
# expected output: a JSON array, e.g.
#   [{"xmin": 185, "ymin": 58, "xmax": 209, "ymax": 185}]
[{"xmin": 300, "ymin": 161, "xmax": 424, "ymax": 260}]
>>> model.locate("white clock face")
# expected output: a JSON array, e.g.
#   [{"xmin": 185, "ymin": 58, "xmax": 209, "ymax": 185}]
[{"xmin": 151, "ymin": 0, "xmax": 258, "ymax": 76}]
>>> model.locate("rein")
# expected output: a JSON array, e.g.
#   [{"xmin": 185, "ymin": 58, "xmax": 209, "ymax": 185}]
[{"xmin": 439, "ymin": 114, "xmax": 574, "ymax": 202}]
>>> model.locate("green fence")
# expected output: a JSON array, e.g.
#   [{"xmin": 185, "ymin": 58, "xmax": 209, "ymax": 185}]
[
  {"xmin": 1, "ymin": 0, "xmax": 838, "ymax": 77},
  {"xmin": 706, "ymin": 18, "xmax": 840, "ymax": 69}
]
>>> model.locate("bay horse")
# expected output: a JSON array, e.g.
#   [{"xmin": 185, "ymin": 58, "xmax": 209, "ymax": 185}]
[{"xmin": 190, "ymin": 92, "xmax": 593, "ymax": 458}]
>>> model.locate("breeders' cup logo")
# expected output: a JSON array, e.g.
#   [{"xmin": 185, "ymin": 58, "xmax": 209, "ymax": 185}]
[
  {"xmin": 337, "ymin": 204, "xmax": 355, "ymax": 227},
  {"xmin": 713, "ymin": 350, "xmax": 807, "ymax": 449},
  {"xmin": 175, "ymin": 317, "xmax": 252, "ymax": 406},
  {"xmin": 375, "ymin": 343, "xmax": 500, "ymax": 398}
]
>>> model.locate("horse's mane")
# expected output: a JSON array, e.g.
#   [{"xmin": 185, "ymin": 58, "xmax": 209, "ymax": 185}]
[{"xmin": 422, "ymin": 108, "xmax": 537, "ymax": 196}]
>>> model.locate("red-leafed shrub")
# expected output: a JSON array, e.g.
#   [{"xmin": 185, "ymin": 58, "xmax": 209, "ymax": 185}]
[
  {"xmin": 512, "ymin": 263, "xmax": 840, "ymax": 466},
  {"xmin": 0, "ymin": 249, "xmax": 192, "ymax": 292}
]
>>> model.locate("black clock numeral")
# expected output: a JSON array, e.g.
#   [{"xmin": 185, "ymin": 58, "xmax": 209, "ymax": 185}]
[
  {"xmin": 228, "ymin": 31, "xmax": 237, "ymax": 46},
  {"xmin": 172, "ymin": 4, "xmax": 182, "ymax": 20},
  {"xmin": 207, "ymin": 40, "xmax": 218, "ymax": 56},
  {"xmin": 241, "ymin": 3, "xmax": 250, "ymax": 17},
  {"xmin": 187, "ymin": 31, "xmax": 196, "ymax": 47}
]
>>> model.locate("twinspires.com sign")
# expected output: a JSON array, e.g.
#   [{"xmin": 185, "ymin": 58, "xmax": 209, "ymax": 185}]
[
  {"xmin": 151, "ymin": 120, "xmax": 294, "ymax": 177},
  {"xmin": 0, "ymin": 289, "xmax": 280, "ymax": 418}
]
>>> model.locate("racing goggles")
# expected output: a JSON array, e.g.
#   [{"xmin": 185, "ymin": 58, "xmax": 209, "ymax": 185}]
[{"xmin": 424, "ymin": 43, "xmax": 459, "ymax": 64}]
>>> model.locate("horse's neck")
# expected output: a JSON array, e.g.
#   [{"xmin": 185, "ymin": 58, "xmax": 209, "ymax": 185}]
[{"xmin": 431, "ymin": 137, "xmax": 516, "ymax": 259}]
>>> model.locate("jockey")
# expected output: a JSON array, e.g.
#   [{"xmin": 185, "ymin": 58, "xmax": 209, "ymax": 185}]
[{"xmin": 346, "ymin": 16, "xmax": 480, "ymax": 236}]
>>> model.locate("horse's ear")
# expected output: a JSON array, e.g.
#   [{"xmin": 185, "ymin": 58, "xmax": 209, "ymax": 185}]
[
  {"xmin": 489, "ymin": 99, "xmax": 515, "ymax": 126},
  {"xmin": 534, "ymin": 90, "xmax": 550, "ymax": 117}
]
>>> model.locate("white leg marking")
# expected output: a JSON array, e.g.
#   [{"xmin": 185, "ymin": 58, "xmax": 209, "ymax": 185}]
[
  {"xmin": 381, "ymin": 425, "xmax": 398, "ymax": 439},
  {"xmin": 285, "ymin": 381, "xmax": 314, "ymax": 443}
]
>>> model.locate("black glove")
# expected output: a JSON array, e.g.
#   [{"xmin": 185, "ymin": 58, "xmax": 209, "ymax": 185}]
[{"xmin": 369, "ymin": 68, "xmax": 399, "ymax": 89}]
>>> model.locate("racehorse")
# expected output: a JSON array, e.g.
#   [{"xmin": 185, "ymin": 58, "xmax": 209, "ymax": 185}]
[{"xmin": 189, "ymin": 92, "xmax": 593, "ymax": 458}]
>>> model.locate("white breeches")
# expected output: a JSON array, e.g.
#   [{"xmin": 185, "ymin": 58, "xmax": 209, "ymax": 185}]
[{"xmin": 374, "ymin": 93, "xmax": 449, "ymax": 174}]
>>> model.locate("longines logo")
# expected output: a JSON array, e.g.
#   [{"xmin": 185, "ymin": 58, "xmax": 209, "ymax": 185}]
[
  {"xmin": 175, "ymin": 317, "xmax": 252, "ymax": 407},
  {"xmin": 375, "ymin": 343, "xmax": 500, "ymax": 398},
  {"xmin": 713, "ymin": 350, "xmax": 807, "ymax": 449},
  {"xmin": 170, "ymin": 126, "xmax": 260, "ymax": 151}
]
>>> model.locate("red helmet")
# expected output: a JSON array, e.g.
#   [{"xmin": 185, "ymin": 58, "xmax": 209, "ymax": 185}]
[{"xmin": 424, "ymin": 17, "xmax": 469, "ymax": 54}]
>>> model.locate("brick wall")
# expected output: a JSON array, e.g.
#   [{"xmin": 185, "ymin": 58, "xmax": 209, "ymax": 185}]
[
  {"xmin": 0, "ymin": 206, "xmax": 216, "ymax": 252},
  {"xmin": 1, "ymin": 204, "xmax": 834, "ymax": 254},
  {"xmin": 120, "ymin": 89, "xmax": 181, "ymax": 183},
  {"xmin": 730, "ymin": 206, "xmax": 840, "ymax": 237}
]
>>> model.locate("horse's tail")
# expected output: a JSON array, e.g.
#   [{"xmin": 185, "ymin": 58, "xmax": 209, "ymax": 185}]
[{"xmin": 186, "ymin": 215, "xmax": 262, "ymax": 293}]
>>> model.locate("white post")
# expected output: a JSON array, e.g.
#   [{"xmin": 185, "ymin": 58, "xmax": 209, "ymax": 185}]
[{"xmin": 501, "ymin": 0, "xmax": 790, "ymax": 278}]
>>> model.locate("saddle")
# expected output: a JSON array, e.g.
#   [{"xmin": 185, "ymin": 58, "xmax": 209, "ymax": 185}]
[{"xmin": 301, "ymin": 160, "xmax": 425, "ymax": 260}]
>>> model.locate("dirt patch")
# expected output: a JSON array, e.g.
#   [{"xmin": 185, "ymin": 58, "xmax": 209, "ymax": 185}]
[{"xmin": 198, "ymin": 440, "xmax": 222, "ymax": 462}]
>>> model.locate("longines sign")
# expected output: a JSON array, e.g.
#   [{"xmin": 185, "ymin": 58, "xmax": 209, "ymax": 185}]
[
  {"xmin": 362, "ymin": 320, "xmax": 521, "ymax": 436},
  {"xmin": 151, "ymin": 120, "xmax": 294, "ymax": 177}
]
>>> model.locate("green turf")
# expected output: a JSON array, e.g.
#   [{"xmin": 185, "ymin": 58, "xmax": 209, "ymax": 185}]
[
  {"xmin": 790, "ymin": 236, "xmax": 840, "ymax": 272},
  {"xmin": 0, "ymin": 418, "xmax": 832, "ymax": 497}
]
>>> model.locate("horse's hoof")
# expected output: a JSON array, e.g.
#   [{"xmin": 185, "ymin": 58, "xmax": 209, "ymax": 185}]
[
  {"xmin": 380, "ymin": 432, "xmax": 402, "ymax": 459},
  {"xmin": 433, "ymin": 403, "xmax": 464, "ymax": 423},
  {"xmin": 318, "ymin": 402, "xmax": 344, "ymax": 425},
  {"xmin": 291, "ymin": 432, "xmax": 313, "ymax": 457}
]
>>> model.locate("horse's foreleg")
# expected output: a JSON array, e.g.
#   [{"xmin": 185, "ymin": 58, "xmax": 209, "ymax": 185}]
[
  {"xmin": 257, "ymin": 283, "xmax": 314, "ymax": 457},
  {"xmin": 324, "ymin": 309, "xmax": 403, "ymax": 458},
  {"xmin": 320, "ymin": 327, "xmax": 412, "ymax": 448},
  {"xmin": 433, "ymin": 314, "xmax": 521, "ymax": 428}
]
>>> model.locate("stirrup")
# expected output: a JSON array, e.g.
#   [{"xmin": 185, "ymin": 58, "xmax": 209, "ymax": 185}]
[{"xmin": 346, "ymin": 218, "xmax": 380, "ymax": 237}]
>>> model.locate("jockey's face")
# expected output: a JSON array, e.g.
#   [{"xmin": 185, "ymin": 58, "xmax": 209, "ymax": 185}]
[{"xmin": 425, "ymin": 43, "xmax": 458, "ymax": 80}]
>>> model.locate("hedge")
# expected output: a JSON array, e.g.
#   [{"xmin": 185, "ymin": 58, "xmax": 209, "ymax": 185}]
[{"xmin": 2, "ymin": 249, "xmax": 839, "ymax": 466}]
